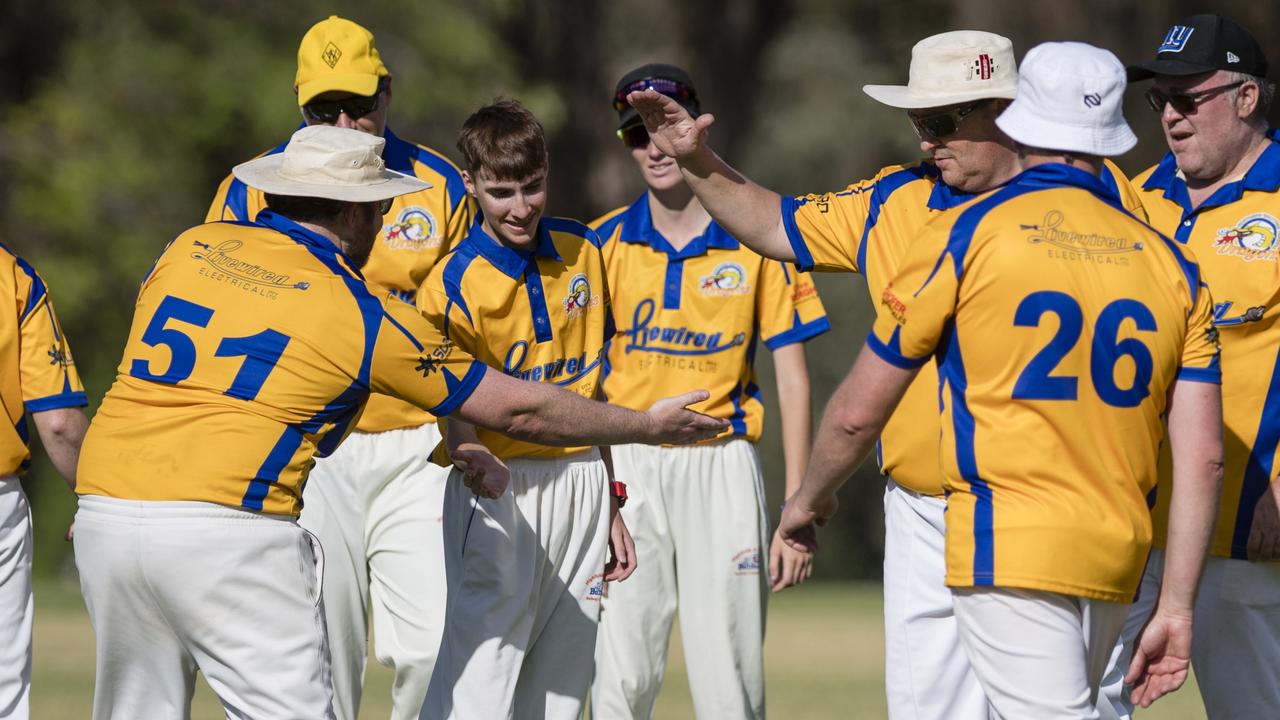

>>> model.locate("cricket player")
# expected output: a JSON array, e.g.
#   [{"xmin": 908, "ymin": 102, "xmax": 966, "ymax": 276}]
[
  {"xmin": 416, "ymin": 100, "xmax": 630, "ymax": 720},
  {"xmin": 773, "ymin": 42, "xmax": 1224, "ymax": 719},
  {"xmin": 1101, "ymin": 14, "xmax": 1280, "ymax": 719},
  {"xmin": 626, "ymin": 31, "xmax": 1145, "ymax": 719},
  {"xmin": 0, "ymin": 247, "xmax": 89, "ymax": 720},
  {"xmin": 205, "ymin": 16, "xmax": 471, "ymax": 719},
  {"xmin": 590, "ymin": 64, "xmax": 829, "ymax": 720},
  {"xmin": 73, "ymin": 125, "xmax": 726, "ymax": 719}
]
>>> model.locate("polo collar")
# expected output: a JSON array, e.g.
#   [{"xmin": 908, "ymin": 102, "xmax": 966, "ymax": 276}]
[
  {"xmin": 464, "ymin": 215, "xmax": 562, "ymax": 280},
  {"xmin": 616, "ymin": 192, "xmax": 740, "ymax": 259},
  {"xmin": 256, "ymin": 209, "xmax": 347, "ymax": 257},
  {"xmin": 1008, "ymin": 162, "xmax": 1120, "ymax": 200},
  {"xmin": 1143, "ymin": 129, "xmax": 1280, "ymax": 212}
]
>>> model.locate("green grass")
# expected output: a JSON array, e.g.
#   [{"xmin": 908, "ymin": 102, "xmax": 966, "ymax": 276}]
[{"xmin": 32, "ymin": 579, "xmax": 1205, "ymax": 718}]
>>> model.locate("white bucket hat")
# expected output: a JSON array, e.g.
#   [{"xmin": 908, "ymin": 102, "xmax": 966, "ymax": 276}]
[
  {"xmin": 996, "ymin": 42, "xmax": 1137, "ymax": 157},
  {"xmin": 863, "ymin": 30, "xmax": 1018, "ymax": 108},
  {"xmin": 233, "ymin": 125, "xmax": 431, "ymax": 202}
]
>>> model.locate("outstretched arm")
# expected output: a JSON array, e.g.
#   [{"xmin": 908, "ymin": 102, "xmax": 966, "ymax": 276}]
[
  {"xmin": 1127, "ymin": 379, "xmax": 1223, "ymax": 708},
  {"xmin": 32, "ymin": 407, "xmax": 89, "ymax": 491},
  {"xmin": 453, "ymin": 367, "xmax": 728, "ymax": 449},
  {"xmin": 628, "ymin": 89, "xmax": 795, "ymax": 262},
  {"xmin": 778, "ymin": 345, "xmax": 917, "ymax": 552}
]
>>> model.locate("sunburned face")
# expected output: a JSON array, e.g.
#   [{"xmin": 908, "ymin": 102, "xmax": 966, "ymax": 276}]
[
  {"xmin": 909, "ymin": 100, "xmax": 1020, "ymax": 193},
  {"xmin": 465, "ymin": 168, "xmax": 548, "ymax": 250},
  {"xmin": 1152, "ymin": 70, "xmax": 1258, "ymax": 183}
]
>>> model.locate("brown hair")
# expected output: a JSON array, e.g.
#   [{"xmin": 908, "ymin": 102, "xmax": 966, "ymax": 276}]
[{"xmin": 456, "ymin": 100, "xmax": 548, "ymax": 180}]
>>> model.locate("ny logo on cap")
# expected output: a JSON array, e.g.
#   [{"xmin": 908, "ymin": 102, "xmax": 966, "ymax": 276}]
[
  {"xmin": 969, "ymin": 53, "xmax": 996, "ymax": 81},
  {"xmin": 1158, "ymin": 25, "xmax": 1194, "ymax": 54},
  {"xmin": 322, "ymin": 42, "xmax": 342, "ymax": 69}
]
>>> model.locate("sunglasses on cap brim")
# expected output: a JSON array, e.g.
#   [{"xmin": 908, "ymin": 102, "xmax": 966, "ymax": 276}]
[
  {"xmin": 303, "ymin": 79, "xmax": 388, "ymax": 124},
  {"xmin": 612, "ymin": 77, "xmax": 697, "ymax": 112},
  {"xmin": 908, "ymin": 100, "xmax": 989, "ymax": 140}
]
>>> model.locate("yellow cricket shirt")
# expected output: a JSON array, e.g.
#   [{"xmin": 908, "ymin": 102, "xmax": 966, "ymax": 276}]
[
  {"xmin": 207, "ymin": 127, "xmax": 472, "ymax": 433},
  {"xmin": 1134, "ymin": 131, "xmax": 1280, "ymax": 560},
  {"xmin": 592, "ymin": 194, "xmax": 828, "ymax": 441},
  {"xmin": 0, "ymin": 247, "xmax": 87, "ymax": 476},
  {"xmin": 77, "ymin": 211, "xmax": 486, "ymax": 516},
  {"xmin": 868, "ymin": 163, "xmax": 1219, "ymax": 601},
  {"xmin": 419, "ymin": 217, "xmax": 610, "ymax": 461},
  {"xmin": 783, "ymin": 158, "xmax": 1143, "ymax": 496}
]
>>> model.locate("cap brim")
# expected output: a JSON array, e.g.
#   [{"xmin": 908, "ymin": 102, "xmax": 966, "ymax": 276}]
[
  {"xmin": 1125, "ymin": 59, "xmax": 1217, "ymax": 82},
  {"xmin": 232, "ymin": 155, "xmax": 431, "ymax": 202},
  {"xmin": 297, "ymin": 73, "xmax": 381, "ymax": 106},
  {"xmin": 862, "ymin": 82, "xmax": 1018, "ymax": 109},
  {"xmin": 995, "ymin": 103, "xmax": 1138, "ymax": 157}
]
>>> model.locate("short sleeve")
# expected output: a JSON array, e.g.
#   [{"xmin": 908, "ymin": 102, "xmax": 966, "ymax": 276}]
[
  {"xmin": 757, "ymin": 260, "xmax": 830, "ymax": 350},
  {"xmin": 780, "ymin": 180, "xmax": 875, "ymax": 273},
  {"xmin": 866, "ymin": 221, "xmax": 961, "ymax": 368},
  {"xmin": 1177, "ymin": 281, "xmax": 1222, "ymax": 384},
  {"xmin": 16, "ymin": 264, "xmax": 87, "ymax": 411},
  {"xmin": 370, "ymin": 294, "xmax": 485, "ymax": 417},
  {"xmin": 417, "ymin": 271, "xmax": 479, "ymax": 355}
]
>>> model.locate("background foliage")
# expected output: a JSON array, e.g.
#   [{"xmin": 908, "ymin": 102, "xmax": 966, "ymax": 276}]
[{"xmin": 4, "ymin": 0, "xmax": 1278, "ymax": 579}]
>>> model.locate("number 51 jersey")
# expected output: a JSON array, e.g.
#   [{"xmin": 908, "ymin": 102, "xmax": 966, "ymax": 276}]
[
  {"xmin": 868, "ymin": 164, "xmax": 1220, "ymax": 602},
  {"xmin": 77, "ymin": 211, "xmax": 485, "ymax": 517}
]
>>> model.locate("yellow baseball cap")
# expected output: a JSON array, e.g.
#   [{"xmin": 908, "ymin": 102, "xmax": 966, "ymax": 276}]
[{"xmin": 295, "ymin": 16, "xmax": 389, "ymax": 107}]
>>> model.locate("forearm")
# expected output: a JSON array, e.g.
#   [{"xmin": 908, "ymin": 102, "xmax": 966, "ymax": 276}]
[
  {"xmin": 678, "ymin": 147, "xmax": 795, "ymax": 261},
  {"xmin": 32, "ymin": 407, "xmax": 89, "ymax": 490},
  {"xmin": 1159, "ymin": 380, "xmax": 1225, "ymax": 615},
  {"xmin": 773, "ymin": 344, "xmax": 812, "ymax": 495}
]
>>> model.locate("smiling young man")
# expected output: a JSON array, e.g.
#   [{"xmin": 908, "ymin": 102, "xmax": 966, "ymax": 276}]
[
  {"xmin": 418, "ymin": 100, "xmax": 635, "ymax": 720},
  {"xmin": 1100, "ymin": 14, "xmax": 1280, "ymax": 720},
  {"xmin": 204, "ymin": 17, "xmax": 472, "ymax": 720},
  {"xmin": 589, "ymin": 64, "xmax": 829, "ymax": 720}
]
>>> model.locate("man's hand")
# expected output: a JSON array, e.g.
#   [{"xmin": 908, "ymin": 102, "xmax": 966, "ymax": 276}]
[
  {"xmin": 627, "ymin": 89, "xmax": 716, "ymax": 161},
  {"xmin": 1247, "ymin": 480, "xmax": 1280, "ymax": 561},
  {"xmin": 646, "ymin": 390, "xmax": 729, "ymax": 445},
  {"xmin": 604, "ymin": 496, "xmax": 637, "ymax": 582},
  {"xmin": 769, "ymin": 527, "xmax": 814, "ymax": 592},
  {"xmin": 778, "ymin": 490, "xmax": 839, "ymax": 553},
  {"xmin": 453, "ymin": 444, "xmax": 510, "ymax": 499},
  {"xmin": 1126, "ymin": 607, "xmax": 1193, "ymax": 708}
]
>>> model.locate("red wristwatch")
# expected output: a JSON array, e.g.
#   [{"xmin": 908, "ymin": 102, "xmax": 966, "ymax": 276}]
[{"xmin": 610, "ymin": 481, "xmax": 628, "ymax": 508}]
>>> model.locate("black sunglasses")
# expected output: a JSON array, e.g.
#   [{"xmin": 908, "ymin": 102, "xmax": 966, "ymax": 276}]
[
  {"xmin": 616, "ymin": 122, "xmax": 649, "ymax": 149},
  {"xmin": 1144, "ymin": 80, "xmax": 1245, "ymax": 114},
  {"xmin": 303, "ymin": 80, "xmax": 388, "ymax": 124},
  {"xmin": 908, "ymin": 100, "xmax": 989, "ymax": 140}
]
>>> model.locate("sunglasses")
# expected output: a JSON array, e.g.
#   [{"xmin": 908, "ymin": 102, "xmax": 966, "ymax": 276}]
[
  {"xmin": 1144, "ymin": 80, "xmax": 1245, "ymax": 114},
  {"xmin": 612, "ymin": 77, "xmax": 698, "ymax": 113},
  {"xmin": 908, "ymin": 100, "xmax": 988, "ymax": 140},
  {"xmin": 303, "ymin": 80, "xmax": 387, "ymax": 124},
  {"xmin": 616, "ymin": 122, "xmax": 649, "ymax": 149}
]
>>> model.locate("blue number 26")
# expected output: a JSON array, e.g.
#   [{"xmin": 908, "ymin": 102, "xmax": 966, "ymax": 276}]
[
  {"xmin": 129, "ymin": 294, "xmax": 291, "ymax": 402},
  {"xmin": 1011, "ymin": 291, "xmax": 1156, "ymax": 408}
]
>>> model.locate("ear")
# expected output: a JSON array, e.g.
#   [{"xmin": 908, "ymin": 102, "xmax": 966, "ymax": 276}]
[
  {"xmin": 383, "ymin": 74, "xmax": 393, "ymax": 102},
  {"xmin": 462, "ymin": 170, "xmax": 477, "ymax": 197},
  {"xmin": 1236, "ymin": 80, "xmax": 1260, "ymax": 120}
]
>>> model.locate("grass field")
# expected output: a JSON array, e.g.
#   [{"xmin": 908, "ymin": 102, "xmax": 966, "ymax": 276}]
[{"xmin": 32, "ymin": 579, "xmax": 1206, "ymax": 718}]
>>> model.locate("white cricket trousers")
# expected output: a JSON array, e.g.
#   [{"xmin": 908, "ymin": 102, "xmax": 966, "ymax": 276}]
[
  {"xmin": 591, "ymin": 439, "xmax": 769, "ymax": 720},
  {"xmin": 422, "ymin": 449, "xmax": 610, "ymax": 720},
  {"xmin": 881, "ymin": 478, "xmax": 989, "ymax": 720},
  {"xmin": 0, "ymin": 478, "xmax": 31, "ymax": 720},
  {"xmin": 953, "ymin": 587, "xmax": 1128, "ymax": 720},
  {"xmin": 74, "ymin": 495, "xmax": 333, "ymax": 720},
  {"xmin": 1100, "ymin": 549, "xmax": 1280, "ymax": 720},
  {"xmin": 301, "ymin": 423, "xmax": 450, "ymax": 720}
]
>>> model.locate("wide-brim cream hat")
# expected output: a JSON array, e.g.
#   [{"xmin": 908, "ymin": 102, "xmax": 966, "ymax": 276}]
[
  {"xmin": 233, "ymin": 125, "xmax": 430, "ymax": 202},
  {"xmin": 996, "ymin": 42, "xmax": 1137, "ymax": 157},
  {"xmin": 863, "ymin": 30, "xmax": 1018, "ymax": 108}
]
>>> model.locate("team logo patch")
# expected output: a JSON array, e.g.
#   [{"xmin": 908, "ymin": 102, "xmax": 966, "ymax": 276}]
[
  {"xmin": 1023, "ymin": 210, "xmax": 1142, "ymax": 266},
  {"xmin": 322, "ymin": 42, "xmax": 342, "ymax": 68},
  {"xmin": 47, "ymin": 346, "xmax": 72, "ymax": 367},
  {"xmin": 967, "ymin": 53, "xmax": 996, "ymax": 81},
  {"xmin": 584, "ymin": 573, "xmax": 605, "ymax": 601},
  {"xmin": 383, "ymin": 206, "xmax": 440, "ymax": 250},
  {"xmin": 1216, "ymin": 213, "xmax": 1280, "ymax": 261},
  {"xmin": 1158, "ymin": 25, "xmax": 1194, "ymax": 54},
  {"xmin": 880, "ymin": 286, "xmax": 907, "ymax": 325},
  {"xmin": 732, "ymin": 548, "xmax": 761, "ymax": 576},
  {"xmin": 190, "ymin": 239, "xmax": 311, "ymax": 300},
  {"xmin": 699, "ymin": 262, "xmax": 751, "ymax": 296},
  {"xmin": 562, "ymin": 273, "xmax": 600, "ymax": 319}
]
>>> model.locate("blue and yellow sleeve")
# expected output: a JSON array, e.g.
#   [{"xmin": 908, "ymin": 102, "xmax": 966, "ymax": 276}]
[
  {"xmin": 867, "ymin": 221, "xmax": 960, "ymax": 368},
  {"xmin": 1178, "ymin": 281, "xmax": 1221, "ymax": 384},
  {"xmin": 16, "ymin": 263, "xmax": 87, "ymax": 411},
  {"xmin": 369, "ymin": 294, "xmax": 485, "ymax": 418},
  {"xmin": 780, "ymin": 177, "xmax": 876, "ymax": 273},
  {"xmin": 757, "ymin": 260, "xmax": 829, "ymax": 350}
]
